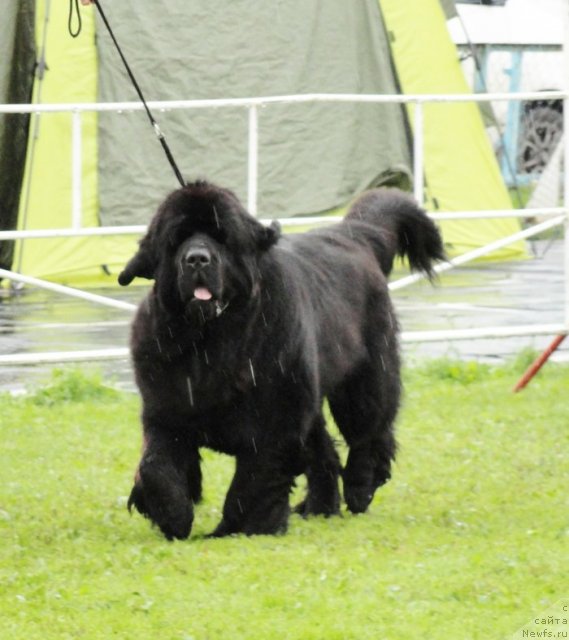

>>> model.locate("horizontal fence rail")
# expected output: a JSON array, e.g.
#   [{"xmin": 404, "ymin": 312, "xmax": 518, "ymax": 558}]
[
  {"xmin": 1, "ymin": 90, "xmax": 566, "ymax": 114},
  {"xmin": 0, "ymin": 91, "xmax": 568, "ymax": 365}
]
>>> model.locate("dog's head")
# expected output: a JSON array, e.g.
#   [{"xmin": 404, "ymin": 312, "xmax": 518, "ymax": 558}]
[{"xmin": 119, "ymin": 181, "xmax": 280, "ymax": 322}]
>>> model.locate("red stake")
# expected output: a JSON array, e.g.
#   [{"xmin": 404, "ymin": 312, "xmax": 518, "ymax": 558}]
[{"xmin": 513, "ymin": 334, "xmax": 567, "ymax": 393}]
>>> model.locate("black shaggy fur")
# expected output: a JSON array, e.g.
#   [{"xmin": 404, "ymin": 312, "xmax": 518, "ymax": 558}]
[{"xmin": 119, "ymin": 180, "xmax": 445, "ymax": 540}]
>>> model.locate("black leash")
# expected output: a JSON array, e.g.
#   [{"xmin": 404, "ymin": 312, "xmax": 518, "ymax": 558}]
[{"xmin": 68, "ymin": 0, "xmax": 186, "ymax": 187}]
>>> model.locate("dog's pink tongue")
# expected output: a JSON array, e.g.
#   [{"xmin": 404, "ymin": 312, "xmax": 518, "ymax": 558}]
[{"xmin": 194, "ymin": 287, "xmax": 213, "ymax": 301}]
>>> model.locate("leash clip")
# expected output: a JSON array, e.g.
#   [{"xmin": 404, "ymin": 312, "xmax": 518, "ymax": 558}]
[{"xmin": 153, "ymin": 122, "xmax": 164, "ymax": 140}]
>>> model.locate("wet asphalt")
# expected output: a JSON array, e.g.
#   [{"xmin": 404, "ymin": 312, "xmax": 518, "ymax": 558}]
[{"xmin": 0, "ymin": 240, "xmax": 566, "ymax": 393}]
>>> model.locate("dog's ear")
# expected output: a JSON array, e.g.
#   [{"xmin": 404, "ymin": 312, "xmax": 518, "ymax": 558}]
[
  {"xmin": 257, "ymin": 220, "xmax": 281, "ymax": 251},
  {"xmin": 118, "ymin": 240, "xmax": 157, "ymax": 286}
]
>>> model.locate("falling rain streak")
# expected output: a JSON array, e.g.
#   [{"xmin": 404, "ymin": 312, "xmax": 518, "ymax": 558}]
[
  {"xmin": 249, "ymin": 359, "xmax": 257, "ymax": 386},
  {"xmin": 186, "ymin": 376, "xmax": 194, "ymax": 406}
]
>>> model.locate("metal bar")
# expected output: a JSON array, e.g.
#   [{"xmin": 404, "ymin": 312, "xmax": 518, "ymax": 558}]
[
  {"xmin": 413, "ymin": 101, "xmax": 424, "ymax": 205},
  {"xmin": 401, "ymin": 324, "xmax": 568, "ymax": 344},
  {"xmin": 0, "ymin": 226, "xmax": 147, "ymax": 240},
  {"xmin": 428, "ymin": 208, "xmax": 565, "ymax": 220},
  {"xmin": 564, "ymin": 96, "xmax": 569, "ymax": 330},
  {"xmin": 0, "ymin": 349, "xmax": 130, "ymax": 365},
  {"xmin": 247, "ymin": 104, "xmax": 259, "ymax": 216},
  {"xmin": 390, "ymin": 215, "xmax": 566, "ymax": 291},
  {"xmin": 0, "ymin": 268, "xmax": 137, "ymax": 312},
  {"xmin": 71, "ymin": 109, "xmax": 83, "ymax": 229},
  {"xmin": 0, "ymin": 91, "xmax": 567, "ymax": 115},
  {"xmin": 2, "ymin": 207, "xmax": 563, "ymax": 241}
]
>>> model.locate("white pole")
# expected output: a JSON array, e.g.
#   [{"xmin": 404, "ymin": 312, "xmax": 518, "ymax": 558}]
[
  {"xmin": 413, "ymin": 101, "xmax": 424, "ymax": 206},
  {"xmin": 564, "ymin": 2, "xmax": 569, "ymax": 332},
  {"xmin": 564, "ymin": 97, "xmax": 569, "ymax": 331},
  {"xmin": 401, "ymin": 323, "xmax": 567, "ymax": 344},
  {"xmin": 0, "ymin": 268, "xmax": 137, "ymax": 312},
  {"xmin": 0, "ymin": 226, "xmax": 147, "ymax": 240},
  {"xmin": 0, "ymin": 207, "xmax": 564, "ymax": 242},
  {"xmin": 0, "ymin": 349, "xmax": 130, "ymax": 365},
  {"xmin": 0, "ymin": 91, "xmax": 567, "ymax": 116},
  {"xmin": 71, "ymin": 109, "xmax": 82, "ymax": 229},
  {"xmin": 247, "ymin": 104, "xmax": 259, "ymax": 216}
]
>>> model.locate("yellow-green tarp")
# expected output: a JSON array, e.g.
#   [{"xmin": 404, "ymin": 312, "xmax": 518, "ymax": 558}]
[
  {"xmin": 380, "ymin": 0, "xmax": 528, "ymax": 260},
  {"xmin": 13, "ymin": 0, "xmax": 136, "ymax": 285}
]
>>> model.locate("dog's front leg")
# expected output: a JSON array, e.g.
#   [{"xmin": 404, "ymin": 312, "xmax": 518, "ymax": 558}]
[
  {"xmin": 128, "ymin": 416, "xmax": 200, "ymax": 540},
  {"xmin": 209, "ymin": 450, "xmax": 295, "ymax": 538}
]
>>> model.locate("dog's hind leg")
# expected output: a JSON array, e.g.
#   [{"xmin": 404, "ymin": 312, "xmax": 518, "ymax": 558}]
[
  {"xmin": 294, "ymin": 415, "xmax": 341, "ymax": 517},
  {"xmin": 329, "ymin": 346, "xmax": 400, "ymax": 514}
]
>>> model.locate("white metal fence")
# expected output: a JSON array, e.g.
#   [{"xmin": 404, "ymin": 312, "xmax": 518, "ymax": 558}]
[{"xmin": 0, "ymin": 91, "xmax": 567, "ymax": 365}]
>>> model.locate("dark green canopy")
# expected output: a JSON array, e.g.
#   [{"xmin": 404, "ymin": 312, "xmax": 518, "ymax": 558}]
[{"xmin": 95, "ymin": 1, "xmax": 412, "ymax": 225}]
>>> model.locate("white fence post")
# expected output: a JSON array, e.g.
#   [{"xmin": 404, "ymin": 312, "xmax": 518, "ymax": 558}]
[
  {"xmin": 247, "ymin": 103, "xmax": 259, "ymax": 216},
  {"xmin": 413, "ymin": 100, "xmax": 425, "ymax": 206},
  {"xmin": 563, "ymin": 95, "xmax": 569, "ymax": 330}
]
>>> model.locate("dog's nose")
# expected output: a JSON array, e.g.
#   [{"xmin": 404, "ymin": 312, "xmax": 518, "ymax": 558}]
[{"xmin": 184, "ymin": 247, "xmax": 211, "ymax": 269}]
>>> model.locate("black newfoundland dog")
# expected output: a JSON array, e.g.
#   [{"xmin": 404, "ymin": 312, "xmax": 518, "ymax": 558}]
[{"xmin": 119, "ymin": 180, "xmax": 444, "ymax": 540}]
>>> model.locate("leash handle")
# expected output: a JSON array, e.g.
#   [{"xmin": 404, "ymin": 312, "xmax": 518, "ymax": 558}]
[
  {"xmin": 92, "ymin": 0, "xmax": 186, "ymax": 187},
  {"xmin": 68, "ymin": 0, "xmax": 82, "ymax": 38}
]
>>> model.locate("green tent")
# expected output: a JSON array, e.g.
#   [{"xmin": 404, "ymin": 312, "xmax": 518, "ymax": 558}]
[{"xmin": 0, "ymin": 0, "xmax": 526, "ymax": 285}]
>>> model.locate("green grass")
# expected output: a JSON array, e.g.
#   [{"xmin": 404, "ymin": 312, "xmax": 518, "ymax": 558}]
[{"xmin": 1, "ymin": 361, "xmax": 567, "ymax": 640}]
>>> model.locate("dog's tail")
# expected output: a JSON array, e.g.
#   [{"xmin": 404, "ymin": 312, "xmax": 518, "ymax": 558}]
[{"xmin": 344, "ymin": 188, "xmax": 445, "ymax": 279}]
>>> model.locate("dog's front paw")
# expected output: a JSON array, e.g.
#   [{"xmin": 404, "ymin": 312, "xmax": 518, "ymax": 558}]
[
  {"xmin": 127, "ymin": 461, "xmax": 194, "ymax": 540},
  {"xmin": 343, "ymin": 483, "xmax": 374, "ymax": 514}
]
